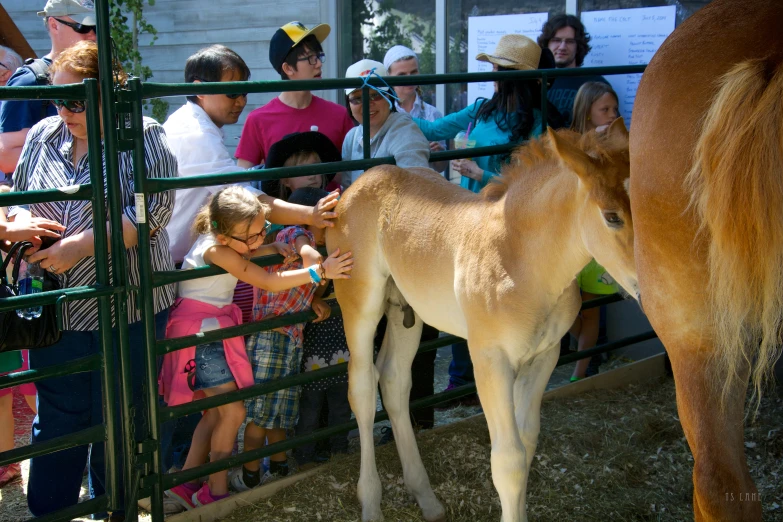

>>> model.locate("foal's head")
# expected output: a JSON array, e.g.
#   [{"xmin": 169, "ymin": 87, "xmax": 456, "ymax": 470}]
[{"xmin": 549, "ymin": 119, "xmax": 638, "ymax": 298}]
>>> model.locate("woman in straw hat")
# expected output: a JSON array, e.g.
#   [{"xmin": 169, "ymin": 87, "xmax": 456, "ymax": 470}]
[{"xmin": 412, "ymin": 34, "xmax": 546, "ymax": 193}]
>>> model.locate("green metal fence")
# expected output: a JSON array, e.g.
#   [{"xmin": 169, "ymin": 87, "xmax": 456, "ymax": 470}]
[{"xmin": 0, "ymin": 2, "xmax": 656, "ymax": 520}]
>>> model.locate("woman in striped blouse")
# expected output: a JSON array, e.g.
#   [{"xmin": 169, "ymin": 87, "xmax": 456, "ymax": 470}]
[{"xmin": 9, "ymin": 41, "xmax": 177, "ymax": 518}]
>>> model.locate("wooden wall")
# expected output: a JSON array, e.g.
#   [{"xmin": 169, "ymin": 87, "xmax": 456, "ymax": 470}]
[{"xmin": 2, "ymin": 0, "xmax": 339, "ymax": 155}]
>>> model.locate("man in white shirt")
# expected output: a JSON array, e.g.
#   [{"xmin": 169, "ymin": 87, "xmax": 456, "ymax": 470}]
[{"xmin": 163, "ymin": 45, "xmax": 338, "ymax": 264}]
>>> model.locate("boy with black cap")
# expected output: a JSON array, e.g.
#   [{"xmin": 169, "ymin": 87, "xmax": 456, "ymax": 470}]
[{"xmin": 235, "ymin": 21, "xmax": 354, "ymax": 170}]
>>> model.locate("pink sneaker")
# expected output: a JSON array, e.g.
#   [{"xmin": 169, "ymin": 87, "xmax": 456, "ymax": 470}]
[
  {"xmin": 165, "ymin": 481, "xmax": 200, "ymax": 510},
  {"xmin": 0, "ymin": 463, "xmax": 21, "ymax": 488},
  {"xmin": 192, "ymin": 483, "xmax": 230, "ymax": 507}
]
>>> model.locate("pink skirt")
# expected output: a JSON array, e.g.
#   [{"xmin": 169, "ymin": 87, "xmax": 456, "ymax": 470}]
[{"xmin": 0, "ymin": 350, "xmax": 37, "ymax": 397}]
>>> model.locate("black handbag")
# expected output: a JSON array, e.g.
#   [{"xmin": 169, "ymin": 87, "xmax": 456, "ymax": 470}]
[{"xmin": 0, "ymin": 241, "xmax": 62, "ymax": 353}]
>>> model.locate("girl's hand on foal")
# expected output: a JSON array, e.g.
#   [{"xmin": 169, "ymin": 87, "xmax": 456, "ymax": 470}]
[
  {"xmin": 311, "ymin": 191, "xmax": 340, "ymax": 228},
  {"xmin": 322, "ymin": 247, "xmax": 353, "ymax": 280}
]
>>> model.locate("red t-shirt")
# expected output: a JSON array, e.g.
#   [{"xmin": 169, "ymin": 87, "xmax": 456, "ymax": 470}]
[{"xmin": 235, "ymin": 96, "xmax": 355, "ymax": 166}]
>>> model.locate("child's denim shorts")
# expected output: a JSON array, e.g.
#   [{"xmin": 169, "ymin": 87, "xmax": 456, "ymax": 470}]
[{"xmin": 191, "ymin": 340, "xmax": 234, "ymax": 390}]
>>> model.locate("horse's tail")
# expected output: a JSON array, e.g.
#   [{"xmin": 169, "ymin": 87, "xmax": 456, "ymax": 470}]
[{"xmin": 686, "ymin": 58, "xmax": 783, "ymax": 411}]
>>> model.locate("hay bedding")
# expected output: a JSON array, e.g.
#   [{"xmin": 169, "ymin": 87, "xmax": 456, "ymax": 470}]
[{"xmin": 221, "ymin": 377, "xmax": 783, "ymax": 522}]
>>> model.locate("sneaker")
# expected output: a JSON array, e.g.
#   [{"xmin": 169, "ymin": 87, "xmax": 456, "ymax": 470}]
[
  {"xmin": 192, "ymin": 483, "xmax": 230, "ymax": 507},
  {"xmin": 0, "ymin": 463, "xmax": 21, "ymax": 488},
  {"xmin": 165, "ymin": 482, "xmax": 199, "ymax": 510},
  {"xmin": 163, "ymin": 497, "xmax": 185, "ymax": 516},
  {"xmin": 229, "ymin": 467, "xmax": 253, "ymax": 493},
  {"xmin": 377, "ymin": 426, "xmax": 394, "ymax": 446},
  {"xmin": 259, "ymin": 470, "xmax": 280, "ymax": 485}
]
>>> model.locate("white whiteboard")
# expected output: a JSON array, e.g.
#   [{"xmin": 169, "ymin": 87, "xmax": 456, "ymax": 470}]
[
  {"xmin": 581, "ymin": 6, "xmax": 676, "ymax": 125},
  {"xmin": 467, "ymin": 13, "xmax": 548, "ymax": 106}
]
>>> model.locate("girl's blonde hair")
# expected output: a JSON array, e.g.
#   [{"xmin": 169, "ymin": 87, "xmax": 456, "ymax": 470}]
[
  {"xmin": 570, "ymin": 82, "xmax": 618, "ymax": 134},
  {"xmin": 194, "ymin": 185, "xmax": 270, "ymax": 238}
]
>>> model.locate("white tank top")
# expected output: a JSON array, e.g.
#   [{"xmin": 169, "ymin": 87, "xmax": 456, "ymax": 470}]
[{"xmin": 177, "ymin": 234, "xmax": 239, "ymax": 309}]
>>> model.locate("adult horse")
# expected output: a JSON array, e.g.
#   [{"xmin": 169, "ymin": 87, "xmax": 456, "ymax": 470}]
[
  {"xmin": 630, "ymin": 0, "xmax": 782, "ymax": 520},
  {"xmin": 327, "ymin": 120, "xmax": 637, "ymax": 522}
]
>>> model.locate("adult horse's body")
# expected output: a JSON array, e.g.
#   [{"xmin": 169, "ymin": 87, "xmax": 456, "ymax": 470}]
[
  {"xmin": 327, "ymin": 121, "xmax": 637, "ymax": 522},
  {"xmin": 631, "ymin": 0, "xmax": 782, "ymax": 520}
]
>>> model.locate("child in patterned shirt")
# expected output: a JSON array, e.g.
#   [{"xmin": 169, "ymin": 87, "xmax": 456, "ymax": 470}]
[{"xmin": 231, "ymin": 186, "xmax": 335, "ymax": 490}]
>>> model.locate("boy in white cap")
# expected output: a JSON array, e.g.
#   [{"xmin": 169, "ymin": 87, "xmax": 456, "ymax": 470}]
[
  {"xmin": 0, "ymin": 0, "xmax": 96, "ymax": 174},
  {"xmin": 383, "ymin": 45, "xmax": 446, "ymax": 172},
  {"xmin": 235, "ymin": 22, "xmax": 354, "ymax": 171}
]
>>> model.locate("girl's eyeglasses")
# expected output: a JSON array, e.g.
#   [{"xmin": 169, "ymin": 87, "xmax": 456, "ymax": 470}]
[
  {"xmin": 53, "ymin": 17, "xmax": 96, "ymax": 35},
  {"xmin": 230, "ymin": 220, "xmax": 271, "ymax": 245},
  {"xmin": 52, "ymin": 99, "xmax": 87, "ymax": 113}
]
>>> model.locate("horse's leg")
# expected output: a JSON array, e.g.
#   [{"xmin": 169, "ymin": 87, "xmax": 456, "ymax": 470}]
[
  {"xmin": 376, "ymin": 306, "xmax": 445, "ymax": 522},
  {"xmin": 512, "ymin": 344, "xmax": 560, "ymax": 520},
  {"xmin": 472, "ymin": 344, "xmax": 525, "ymax": 522},
  {"xmin": 666, "ymin": 341, "xmax": 761, "ymax": 522},
  {"xmin": 342, "ymin": 280, "xmax": 389, "ymax": 522}
]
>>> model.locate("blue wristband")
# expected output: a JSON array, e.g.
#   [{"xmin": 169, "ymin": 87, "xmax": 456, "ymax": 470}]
[{"xmin": 308, "ymin": 267, "xmax": 322, "ymax": 284}]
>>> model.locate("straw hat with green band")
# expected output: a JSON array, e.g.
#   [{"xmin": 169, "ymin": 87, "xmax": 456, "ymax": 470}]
[
  {"xmin": 269, "ymin": 21, "xmax": 331, "ymax": 74},
  {"xmin": 475, "ymin": 34, "xmax": 541, "ymax": 71}
]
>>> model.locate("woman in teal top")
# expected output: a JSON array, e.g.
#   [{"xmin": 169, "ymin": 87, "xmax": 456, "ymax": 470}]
[{"xmin": 413, "ymin": 34, "xmax": 547, "ymax": 193}]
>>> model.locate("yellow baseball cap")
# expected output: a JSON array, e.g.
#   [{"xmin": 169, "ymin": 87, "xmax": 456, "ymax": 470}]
[{"xmin": 270, "ymin": 21, "xmax": 331, "ymax": 74}]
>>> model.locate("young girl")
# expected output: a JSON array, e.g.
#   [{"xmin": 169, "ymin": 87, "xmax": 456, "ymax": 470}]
[
  {"xmin": 568, "ymin": 82, "xmax": 620, "ymax": 381},
  {"xmin": 231, "ymin": 186, "xmax": 342, "ymax": 490},
  {"xmin": 160, "ymin": 185, "xmax": 352, "ymax": 508}
]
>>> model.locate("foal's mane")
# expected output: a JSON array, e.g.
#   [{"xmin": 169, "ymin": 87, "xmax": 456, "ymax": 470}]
[{"xmin": 482, "ymin": 128, "xmax": 629, "ymax": 201}]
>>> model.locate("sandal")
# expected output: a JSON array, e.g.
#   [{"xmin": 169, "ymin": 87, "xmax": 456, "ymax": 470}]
[{"xmin": 0, "ymin": 463, "xmax": 22, "ymax": 488}]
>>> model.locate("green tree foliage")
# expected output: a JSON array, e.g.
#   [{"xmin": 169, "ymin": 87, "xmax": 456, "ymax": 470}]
[{"xmin": 109, "ymin": 0, "xmax": 169, "ymax": 122}]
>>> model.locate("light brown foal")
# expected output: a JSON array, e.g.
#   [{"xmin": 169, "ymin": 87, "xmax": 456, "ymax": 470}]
[
  {"xmin": 631, "ymin": 0, "xmax": 783, "ymax": 520},
  {"xmin": 327, "ymin": 120, "xmax": 638, "ymax": 522}
]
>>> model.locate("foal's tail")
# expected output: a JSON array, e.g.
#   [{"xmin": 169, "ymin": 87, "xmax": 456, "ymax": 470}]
[{"xmin": 686, "ymin": 58, "xmax": 783, "ymax": 411}]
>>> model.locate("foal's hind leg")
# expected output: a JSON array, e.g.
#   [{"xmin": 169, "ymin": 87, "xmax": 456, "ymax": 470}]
[
  {"xmin": 340, "ymin": 279, "xmax": 389, "ymax": 522},
  {"xmin": 512, "ymin": 344, "xmax": 559, "ymax": 520},
  {"xmin": 377, "ymin": 305, "xmax": 445, "ymax": 522},
  {"xmin": 472, "ymin": 343, "xmax": 526, "ymax": 522}
]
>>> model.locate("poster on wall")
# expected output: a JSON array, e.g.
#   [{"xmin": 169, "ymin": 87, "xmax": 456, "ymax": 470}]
[
  {"xmin": 467, "ymin": 13, "xmax": 548, "ymax": 106},
  {"xmin": 581, "ymin": 6, "xmax": 676, "ymax": 125}
]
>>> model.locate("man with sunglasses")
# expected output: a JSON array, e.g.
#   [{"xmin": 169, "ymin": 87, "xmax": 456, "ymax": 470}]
[
  {"xmin": 537, "ymin": 14, "xmax": 608, "ymax": 127},
  {"xmin": 0, "ymin": 0, "xmax": 95, "ymax": 175},
  {"xmin": 163, "ymin": 45, "xmax": 340, "ymax": 268},
  {"xmin": 235, "ymin": 21, "xmax": 354, "ymax": 175}
]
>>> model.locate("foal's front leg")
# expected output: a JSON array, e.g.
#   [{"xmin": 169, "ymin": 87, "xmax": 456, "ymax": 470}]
[
  {"xmin": 344, "ymin": 311, "xmax": 385, "ymax": 521},
  {"xmin": 472, "ymin": 345, "xmax": 526, "ymax": 522},
  {"xmin": 377, "ymin": 308, "xmax": 445, "ymax": 522},
  {"xmin": 512, "ymin": 345, "xmax": 559, "ymax": 521}
]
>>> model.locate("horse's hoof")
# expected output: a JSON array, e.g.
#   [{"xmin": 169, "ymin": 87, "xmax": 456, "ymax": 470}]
[
  {"xmin": 423, "ymin": 505, "xmax": 447, "ymax": 522},
  {"xmin": 361, "ymin": 509, "xmax": 384, "ymax": 522}
]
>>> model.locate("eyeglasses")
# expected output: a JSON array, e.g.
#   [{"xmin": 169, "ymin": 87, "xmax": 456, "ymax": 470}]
[
  {"xmin": 549, "ymin": 37, "xmax": 577, "ymax": 47},
  {"xmin": 53, "ymin": 17, "xmax": 96, "ymax": 35},
  {"xmin": 52, "ymin": 99, "xmax": 87, "ymax": 113},
  {"xmin": 0, "ymin": 62, "xmax": 9, "ymax": 71},
  {"xmin": 347, "ymin": 91, "xmax": 386, "ymax": 106},
  {"xmin": 192, "ymin": 77, "xmax": 247, "ymax": 99},
  {"xmin": 297, "ymin": 52, "xmax": 326, "ymax": 66},
  {"xmin": 230, "ymin": 220, "xmax": 271, "ymax": 246}
]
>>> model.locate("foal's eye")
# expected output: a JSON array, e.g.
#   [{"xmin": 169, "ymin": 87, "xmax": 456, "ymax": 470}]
[{"xmin": 603, "ymin": 211, "xmax": 624, "ymax": 228}]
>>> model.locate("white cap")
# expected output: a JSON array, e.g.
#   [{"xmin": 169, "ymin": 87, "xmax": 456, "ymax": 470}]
[
  {"xmin": 383, "ymin": 45, "xmax": 417, "ymax": 71},
  {"xmin": 310, "ymin": 125, "xmax": 318, "ymax": 132},
  {"xmin": 344, "ymin": 59, "xmax": 387, "ymax": 95},
  {"xmin": 38, "ymin": 0, "xmax": 96, "ymax": 25}
]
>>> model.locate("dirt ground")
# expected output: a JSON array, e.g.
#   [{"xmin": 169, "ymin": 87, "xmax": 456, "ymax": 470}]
[{"xmin": 220, "ymin": 376, "xmax": 783, "ymax": 522}]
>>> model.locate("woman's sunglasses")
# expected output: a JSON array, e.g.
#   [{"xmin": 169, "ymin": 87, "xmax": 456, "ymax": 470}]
[
  {"xmin": 230, "ymin": 220, "xmax": 271, "ymax": 246},
  {"xmin": 347, "ymin": 91, "xmax": 386, "ymax": 106},
  {"xmin": 53, "ymin": 17, "xmax": 96, "ymax": 35},
  {"xmin": 51, "ymin": 99, "xmax": 87, "ymax": 113}
]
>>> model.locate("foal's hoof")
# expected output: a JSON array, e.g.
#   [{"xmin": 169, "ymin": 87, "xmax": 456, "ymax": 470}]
[
  {"xmin": 361, "ymin": 509, "xmax": 384, "ymax": 522},
  {"xmin": 423, "ymin": 505, "xmax": 447, "ymax": 522}
]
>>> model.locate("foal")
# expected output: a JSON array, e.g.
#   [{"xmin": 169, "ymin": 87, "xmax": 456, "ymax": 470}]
[{"xmin": 327, "ymin": 119, "xmax": 638, "ymax": 522}]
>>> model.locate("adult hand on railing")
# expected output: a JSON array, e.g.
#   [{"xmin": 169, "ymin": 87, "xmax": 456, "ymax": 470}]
[
  {"xmin": 311, "ymin": 190, "xmax": 340, "ymax": 228},
  {"xmin": 271, "ymin": 240, "xmax": 297, "ymax": 263},
  {"xmin": 451, "ymin": 159, "xmax": 482, "ymax": 181},
  {"xmin": 0, "ymin": 217, "xmax": 65, "ymax": 244}
]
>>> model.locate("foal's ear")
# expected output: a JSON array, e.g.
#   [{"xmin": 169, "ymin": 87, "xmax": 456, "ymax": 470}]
[
  {"xmin": 606, "ymin": 117, "xmax": 629, "ymax": 139},
  {"xmin": 547, "ymin": 128, "xmax": 593, "ymax": 180}
]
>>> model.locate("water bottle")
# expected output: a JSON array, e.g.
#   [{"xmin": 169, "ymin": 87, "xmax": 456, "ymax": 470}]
[{"xmin": 16, "ymin": 261, "xmax": 43, "ymax": 320}]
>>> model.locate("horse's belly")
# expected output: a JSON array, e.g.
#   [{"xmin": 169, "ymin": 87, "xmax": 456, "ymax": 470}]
[{"xmin": 391, "ymin": 275, "xmax": 468, "ymax": 339}]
